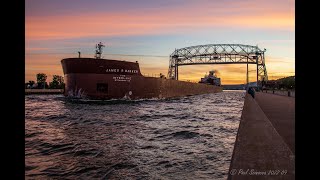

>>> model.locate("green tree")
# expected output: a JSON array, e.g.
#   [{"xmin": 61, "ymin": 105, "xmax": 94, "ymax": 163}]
[
  {"xmin": 49, "ymin": 75, "xmax": 64, "ymax": 89},
  {"xmin": 282, "ymin": 76, "xmax": 295, "ymax": 89},
  {"xmin": 36, "ymin": 73, "xmax": 47, "ymax": 83},
  {"xmin": 36, "ymin": 73, "xmax": 47, "ymax": 89},
  {"xmin": 276, "ymin": 76, "xmax": 295, "ymax": 90},
  {"xmin": 25, "ymin": 80, "xmax": 35, "ymax": 89},
  {"xmin": 28, "ymin": 80, "xmax": 35, "ymax": 86}
]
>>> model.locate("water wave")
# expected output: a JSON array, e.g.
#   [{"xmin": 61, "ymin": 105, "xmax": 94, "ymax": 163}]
[{"xmin": 25, "ymin": 91, "xmax": 245, "ymax": 179}]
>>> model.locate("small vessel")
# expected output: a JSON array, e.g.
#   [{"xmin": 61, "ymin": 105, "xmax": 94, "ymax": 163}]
[
  {"xmin": 61, "ymin": 42, "xmax": 223, "ymax": 100},
  {"xmin": 199, "ymin": 70, "xmax": 221, "ymax": 86}
]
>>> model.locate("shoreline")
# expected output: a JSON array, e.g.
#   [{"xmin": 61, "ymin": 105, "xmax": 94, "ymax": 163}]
[{"xmin": 25, "ymin": 89, "xmax": 64, "ymax": 95}]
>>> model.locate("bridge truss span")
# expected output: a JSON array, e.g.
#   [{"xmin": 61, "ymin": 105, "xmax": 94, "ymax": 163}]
[{"xmin": 167, "ymin": 44, "xmax": 268, "ymax": 86}]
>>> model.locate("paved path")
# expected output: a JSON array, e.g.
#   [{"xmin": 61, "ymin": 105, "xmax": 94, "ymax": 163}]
[
  {"xmin": 228, "ymin": 93, "xmax": 295, "ymax": 180},
  {"xmin": 255, "ymin": 92, "xmax": 295, "ymax": 154}
]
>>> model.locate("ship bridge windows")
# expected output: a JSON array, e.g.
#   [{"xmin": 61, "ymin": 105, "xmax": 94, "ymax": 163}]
[{"xmin": 97, "ymin": 83, "xmax": 108, "ymax": 93}]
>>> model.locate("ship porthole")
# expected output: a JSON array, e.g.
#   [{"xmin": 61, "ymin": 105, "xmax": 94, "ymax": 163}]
[{"xmin": 129, "ymin": 91, "xmax": 132, "ymax": 95}]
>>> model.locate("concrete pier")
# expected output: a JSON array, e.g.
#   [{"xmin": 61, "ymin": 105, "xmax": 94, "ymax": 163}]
[
  {"xmin": 228, "ymin": 92, "xmax": 295, "ymax": 180},
  {"xmin": 255, "ymin": 92, "xmax": 295, "ymax": 153}
]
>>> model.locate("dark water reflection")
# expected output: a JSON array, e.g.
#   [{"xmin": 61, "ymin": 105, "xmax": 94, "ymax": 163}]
[{"xmin": 25, "ymin": 91, "xmax": 245, "ymax": 179}]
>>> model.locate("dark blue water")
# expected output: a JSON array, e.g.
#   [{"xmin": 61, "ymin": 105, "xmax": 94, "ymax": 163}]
[{"xmin": 25, "ymin": 91, "xmax": 245, "ymax": 179}]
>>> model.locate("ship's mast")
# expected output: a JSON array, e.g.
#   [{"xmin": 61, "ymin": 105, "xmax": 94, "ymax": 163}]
[{"xmin": 95, "ymin": 42, "xmax": 105, "ymax": 59}]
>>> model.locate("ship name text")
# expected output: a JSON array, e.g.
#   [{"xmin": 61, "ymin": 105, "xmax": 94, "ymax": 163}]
[{"xmin": 106, "ymin": 69, "xmax": 139, "ymax": 74}]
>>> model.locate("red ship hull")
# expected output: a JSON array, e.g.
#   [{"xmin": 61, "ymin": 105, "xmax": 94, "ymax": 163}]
[{"xmin": 61, "ymin": 58, "xmax": 222, "ymax": 100}]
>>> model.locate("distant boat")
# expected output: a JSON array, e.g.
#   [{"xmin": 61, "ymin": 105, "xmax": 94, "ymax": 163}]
[{"xmin": 199, "ymin": 70, "xmax": 221, "ymax": 86}]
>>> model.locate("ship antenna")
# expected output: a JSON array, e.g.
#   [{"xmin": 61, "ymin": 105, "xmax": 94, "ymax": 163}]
[{"xmin": 95, "ymin": 42, "xmax": 105, "ymax": 59}]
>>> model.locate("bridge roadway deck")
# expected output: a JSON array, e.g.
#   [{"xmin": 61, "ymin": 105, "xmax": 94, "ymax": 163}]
[{"xmin": 228, "ymin": 92, "xmax": 295, "ymax": 180}]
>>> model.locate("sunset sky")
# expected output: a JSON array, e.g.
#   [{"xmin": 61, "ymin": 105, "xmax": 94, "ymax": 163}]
[{"xmin": 26, "ymin": 0, "xmax": 294, "ymax": 84}]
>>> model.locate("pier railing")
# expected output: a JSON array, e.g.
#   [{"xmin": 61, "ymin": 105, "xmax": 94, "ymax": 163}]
[{"xmin": 261, "ymin": 89, "xmax": 295, "ymax": 97}]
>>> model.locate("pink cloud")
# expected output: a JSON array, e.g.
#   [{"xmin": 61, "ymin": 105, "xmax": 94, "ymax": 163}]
[{"xmin": 26, "ymin": 1, "xmax": 294, "ymax": 41}]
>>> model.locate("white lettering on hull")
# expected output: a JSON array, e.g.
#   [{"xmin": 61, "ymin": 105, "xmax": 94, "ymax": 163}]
[
  {"xmin": 113, "ymin": 75, "xmax": 131, "ymax": 82},
  {"xmin": 106, "ymin": 69, "xmax": 139, "ymax": 74}
]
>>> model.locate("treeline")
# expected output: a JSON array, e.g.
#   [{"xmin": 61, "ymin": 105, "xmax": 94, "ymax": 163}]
[
  {"xmin": 25, "ymin": 73, "xmax": 65, "ymax": 89},
  {"xmin": 264, "ymin": 76, "xmax": 295, "ymax": 90}
]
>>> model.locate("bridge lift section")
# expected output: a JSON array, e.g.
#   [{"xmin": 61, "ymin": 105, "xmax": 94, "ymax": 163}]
[{"xmin": 167, "ymin": 44, "xmax": 268, "ymax": 87}]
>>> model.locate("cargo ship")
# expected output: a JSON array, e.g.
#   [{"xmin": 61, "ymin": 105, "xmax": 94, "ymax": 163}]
[
  {"xmin": 61, "ymin": 42, "xmax": 223, "ymax": 100},
  {"xmin": 199, "ymin": 70, "xmax": 221, "ymax": 86}
]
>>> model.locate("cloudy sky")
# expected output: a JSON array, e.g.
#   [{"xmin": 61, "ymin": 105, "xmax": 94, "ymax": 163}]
[{"xmin": 26, "ymin": 0, "xmax": 294, "ymax": 84}]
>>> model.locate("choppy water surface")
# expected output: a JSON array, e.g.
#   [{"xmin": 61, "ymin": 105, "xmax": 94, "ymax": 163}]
[{"xmin": 25, "ymin": 91, "xmax": 245, "ymax": 179}]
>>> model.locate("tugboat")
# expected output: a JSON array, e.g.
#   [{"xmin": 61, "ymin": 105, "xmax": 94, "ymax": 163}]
[{"xmin": 199, "ymin": 70, "xmax": 221, "ymax": 86}]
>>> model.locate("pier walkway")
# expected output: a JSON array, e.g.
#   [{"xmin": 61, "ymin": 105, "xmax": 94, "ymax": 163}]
[
  {"xmin": 255, "ymin": 92, "xmax": 295, "ymax": 153},
  {"xmin": 228, "ymin": 92, "xmax": 295, "ymax": 180}
]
